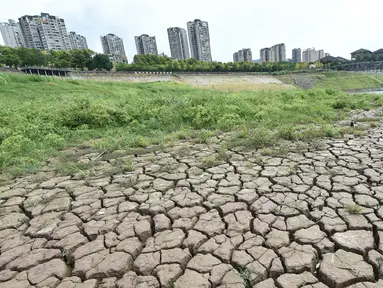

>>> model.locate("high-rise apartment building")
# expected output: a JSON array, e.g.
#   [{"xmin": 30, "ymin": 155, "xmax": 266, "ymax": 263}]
[
  {"xmin": 233, "ymin": 48, "xmax": 252, "ymax": 62},
  {"xmin": 260, "ymin": 44, "xmax": 285, "ymax": 63},
  {"xmin": 167, "ymin": 27, "xmax": 190, "ymax": 60},
  {"xmin": 187, "ymin": 19, "xmax": 212, "ymax": 62},
  {"xmin": 243, "ymin": 49, "xmax": 252, "ymax": 62},
  {"xmin": 271, "ymin": 43, "xmax": 286, "ymax": 62},
  {"xmin": 317, "ymin": 49, "xmax": 324, "ymax": 61},
  {"xmin": 101, "ymin": 33, "xmax": 127, "ymax": 63},
  {"xmin": 0, "ymin": 19, "xmax": 25, "ymax": 48},
  {"xmin": 292, "ymin": 48, "xmax": 302, "ymax": 63},
  {"xmin": 233, "ymin": 52, "xmax": 239, "ymax": 62},
  {"xmin": 69, "ymin": 32, "xmax": 88, "ymax": 50},
  {"xmin": 135, "ymin": 34, "xmax": 158, "ymax": 55},
  {"xmin": 19, "ymin": 13, "xmax": 71, "ymax": 51},
  {"xmin": 238, "ymin": 50, "xmax": 244, "ymax": 62},
  {"xmin": 302, "ymin": 48, "xmax": 325, "ymax": 62},
  {"xmin": 260, "ymin": 48, "xmax": 271, "ymax": 63}
]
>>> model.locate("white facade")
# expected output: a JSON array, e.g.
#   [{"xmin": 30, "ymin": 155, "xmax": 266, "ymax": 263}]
[
  {"xmin": 135, "ymin": 34, "xmax": 158, "ymax": 55},
  {"xmin": 0, "ymin": 19, "xmax": 25, "ymax": 48},
  {"xmin": 302, "ymin": 48, "xmax": 325, "ymax": 62},
  {"xmin": 69, "ymin": 32, "xmax": 88, "ymax": 50},
  {"xmin": 19, "ymin": 13, "xmax": 71, "ymax": 51},
  {"xmin": 167, "ymin": 27, "xmax": 190, "ymax": 60},
  {"xmin": 187, "ymin": 19, "xmax": 212, "ymax": 62}
]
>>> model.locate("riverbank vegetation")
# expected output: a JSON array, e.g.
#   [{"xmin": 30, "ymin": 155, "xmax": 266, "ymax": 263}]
[{"xmin": 1, "ymin": 72, "xmax": 382, "ymax": 176}]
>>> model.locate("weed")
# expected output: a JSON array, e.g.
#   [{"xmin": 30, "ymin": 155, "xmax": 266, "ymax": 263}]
[
  {"xmin": 160, "ymin": 159, "xmax": 176, "ymax": 173},
  {"xmin": 110, "ymin": 157, "xmax": 134, "ymax": 173},
  {"xmin": 370, "ymin": 122, "xmax": 379, "ymax": 128},
  {"xmin": 0, "ymin": 72, "xmax": 382, "ymax": 174},
  {"xmin": 345, "ymin": 204, "xmax": 364, "ymax": 215},
  {"xmin": 309, "ymin": 139, "xmax": 325, "ymax": 150},
  {"xmin": 55, "ymin": 161, "xmax": 93, "ymax": 176},
  {"xmin": 288, "ymin": 164, "xmax": 299, "ymax": 175},
  {"xmin": 146, "ymin": 154, "xmax": 156, "ymax": 162},
  {"xmin": 201, "ymin": 155, "xmax": 222, "ymax": 168},
  {"xmin": 253, "ymin": 156, "xmax": 264, "ymax": 166},
  {"xmin": 356, "ymin": 117, "xmax": 378, "ymax": 122},
  {"xmin": 216, "ymin": 148, "xmax": 230, "ymax": 162},
  {"xmin": 245, "ymin": 161, "xmax": 253, "ymax": 169},
  {"xmin": 236, "ymin": 268, "xmax": 251, "ymax": 288},
  {"xmin": 339, "ymin": 126, "xmax": 367, "ymax": 137}
]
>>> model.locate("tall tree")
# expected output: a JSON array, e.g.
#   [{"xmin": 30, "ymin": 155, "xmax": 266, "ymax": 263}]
[{"xmin": 92, "ymin": 54, "xmax": 113, "ymax": 71}]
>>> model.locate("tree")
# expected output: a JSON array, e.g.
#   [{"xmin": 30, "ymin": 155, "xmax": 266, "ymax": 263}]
[
  {"xmin": 70, "ymin": 49, "xmax": 95, "ymax": 70},
  {"xmin": 0, "ymin": 46, "xmax": 20, "ymax": 68},
  {"xmin": 48, "ymin": 50, "xmax": 71, "ymax": 68},
  {"xmin": 17, "ymin": 48, "xmax": 47, "ymax": 67},
  {"xmin": 92, "ymin": 54, "xmax": 113, "ymax": 71}
]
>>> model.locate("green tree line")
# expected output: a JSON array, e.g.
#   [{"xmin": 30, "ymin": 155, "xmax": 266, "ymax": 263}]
[
  {"xmin": 0, "ymin": 46, "xmax": 113, "ymax": 71},
  {"xmin": 116, "ymin": 54, "xmax": 300, "ymax": 73}
]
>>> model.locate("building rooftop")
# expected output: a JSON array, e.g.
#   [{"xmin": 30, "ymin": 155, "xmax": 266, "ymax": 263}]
[{"xmin": 351, "ymin": 48, "xmax": 372, "ymax": 54}]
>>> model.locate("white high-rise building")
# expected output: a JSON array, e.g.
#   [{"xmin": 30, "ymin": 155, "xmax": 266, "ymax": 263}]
[
  {"xmin": 135, "ymin": 34, "xmax": 158, "ymax": 55},
  {"xmin": 101, "ymin": 33, "xmax": 127, "ymax": 63},
  {"xmin": 167, "ymin": 27, "xmax": 190, "ymax": 60},
  {"xmin": 187, "ymin": 19, "xmax": 212, "ymax": 62},
  {"xmin": 19, "ymin": 13, "xmax": 71, "ymax": 51},
  {"xmin": 0, "ymin": 19, "xmax": 25, "ymax": 48},
  {"xmin": 68, "ymin": 32, "xmax": 88, "ymax": 50},
  {"xmin": 302, "ymin": 48, "xmax": 325, "ymax": 62}
]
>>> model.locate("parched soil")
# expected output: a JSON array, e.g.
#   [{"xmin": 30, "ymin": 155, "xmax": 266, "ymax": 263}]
[
  {"xmin": 1, "ymin": 115, "xmax": 383, "ymax": 287},
  {"xmin": 73, "ymin": 73, "xmax": 294, "ymax": 91}
]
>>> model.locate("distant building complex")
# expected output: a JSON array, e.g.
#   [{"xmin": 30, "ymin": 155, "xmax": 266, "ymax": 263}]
[
  {"xmin": 19, "ymin": 13, "xmax": 71, "ymax": 51},
  {"xmin": 302, "ymin": 48, "xmax": 325, "ymax": 62},
  {"xmin": 167, "ymin": 27, "xmax": 190, "ymax": 60},
  {"xmin": 101, "ymin": 33, "xmax": 127, "ymax": 63},
  {"xmin": 233, "ymin": 48, "xmax": 252, "ymax": 62},
  {"xmin": 187, "ymin": 19, "xmax": 212, "ymax": 62},
  {"xmin": 292, "ymin": 48, "xmax": 301, "ymax": 63},
  {"xmin": 0, "ymin": 19, "xmax": 25, "ymax": 48},
  {"xmin": 135, "ymin": 34, "xmax": 158, "ymax": 55},
  {"xmin": 69, "ymin": 32, "xmax": 88, "ymax": 50},
  {"xmin": 1, "ymin": 13, "xmax": 91, "ymax": 53},
  {"xmin": 260, "ymin": 43, "xmax": 286, "ymax": 63}
]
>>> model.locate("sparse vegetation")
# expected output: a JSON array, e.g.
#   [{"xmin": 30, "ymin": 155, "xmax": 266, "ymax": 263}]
[
  {"xmin": 201, "ymin": 155, "xmax": 222, "ymax": 168},
  {"xmin": 1, "ymin": 72, "xmax": 382, "ymax": 175},
  {"xmin": 236, "ymin": 268, "xmax": 251, "ymax": 288},
  {"xmin": 345, "ymin": 204, "xmax": 364, "ymax": 215},
  {"xmin": 277, "ymin": 72, "xmax": 383, "ymax": 91}
]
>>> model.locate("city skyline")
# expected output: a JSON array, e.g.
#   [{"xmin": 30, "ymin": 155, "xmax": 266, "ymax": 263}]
[{"xmin": 0, "ymin": 0, "xmax": 382, "ymax": 62}]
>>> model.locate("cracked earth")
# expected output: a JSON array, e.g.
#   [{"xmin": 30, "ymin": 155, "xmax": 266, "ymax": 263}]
[{"xmin": 2, "ymin": 117, "xmax": 383, "ymax": 287}]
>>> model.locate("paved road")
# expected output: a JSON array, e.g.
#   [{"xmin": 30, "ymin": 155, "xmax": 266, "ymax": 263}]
[{"xmin": 1, "ymin": 127, "xmax": 383, "ymax": 287}]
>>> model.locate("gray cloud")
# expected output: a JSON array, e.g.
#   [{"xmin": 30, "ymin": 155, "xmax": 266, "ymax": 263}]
[{"xmin": 1, "ymin": 0, "xmax": 382, "ymax": 62}]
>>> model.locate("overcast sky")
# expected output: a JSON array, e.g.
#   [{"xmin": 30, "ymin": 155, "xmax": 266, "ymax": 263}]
[{"xmin": 1, "ymin": 0, "xmax": 382, "ymax": 62}]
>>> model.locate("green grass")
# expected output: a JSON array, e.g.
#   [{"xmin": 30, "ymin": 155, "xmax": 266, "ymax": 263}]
[
  {"xmin": 345, "ymin": 204, "xmax": 364, "ymax": 215},
  {"xmin": 0, "ymin": 72, "xmax": 382, "ymax": 176},
  {"xmin": 315, "ymin": 72, "xmax": 383, "ymax": 90},
  {"xmin": 278, "ymin": 71, "xmax": 383, "ymax": 91}
]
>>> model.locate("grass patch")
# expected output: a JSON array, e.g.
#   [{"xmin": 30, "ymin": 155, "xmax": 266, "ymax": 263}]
[
  {"xmin": 278, "ymin": 71, "xmax": 383, "ymax": 91},
  {"xmin": 236, "ymin": 268, "xmax": 251, "ymax": 288},
  {"xmin": 0, "ymin": 72, "xmax": 382, "ymax": 175},
  {"xmin": 345, "ymin": 204, "xmax": 364, "ymax": 215}
]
